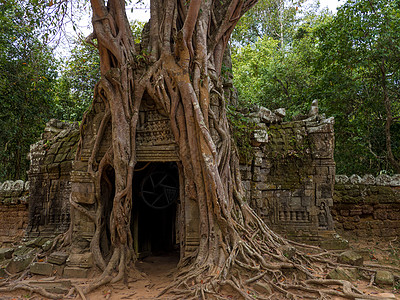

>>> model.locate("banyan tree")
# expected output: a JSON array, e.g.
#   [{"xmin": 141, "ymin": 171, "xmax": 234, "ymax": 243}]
[{"xmin": 0, "ymin": 0, "xmax": 390, "ymax": 299}]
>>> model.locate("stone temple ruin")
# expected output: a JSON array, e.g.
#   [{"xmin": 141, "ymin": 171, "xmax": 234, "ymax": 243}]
[
  {"xmin": 0, "ymin": 101, "xmax": 345, "ymax": 278},
  {"xmin": 25, "ymin": 99, "xmax": 336, "ymax": 255}
]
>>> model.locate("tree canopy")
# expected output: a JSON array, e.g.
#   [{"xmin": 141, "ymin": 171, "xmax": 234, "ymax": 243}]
[
  {"xmin": 232, "ymin": 0, "xmax": 400, "ymax": 175},
  {"xmin": 0, "ymin": 0, "xmax": 57, "ymax": 180}
]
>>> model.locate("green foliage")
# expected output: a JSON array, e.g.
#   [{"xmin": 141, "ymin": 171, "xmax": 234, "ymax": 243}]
[
  {"xmin": 54, "ymin": 41, "xmax": 100, "ymax": 121},
  {"xmin": 131, "ymin": 20, "xmax": 146, "ymax": 44},
  {"xmin": 232, "ymin": 0, "xmax": 400, "ymax": 175},
  {"xmin": 315, "ymin": 0, "xmax": 400, "ymax": 174},
  {"xmin": 0, "ymin": 0, "xmax": 58, "ymax": 180},
  {"xmin": 232, "ymin": 0, "xmax": 311, "ymax": 48},
  {"xmin": 232, "ymin": 12, "xmax": 330, "ymax": 118},
  {"xmin": 54, "ymin": 20, "xmax": 145, "ymax": 121}
]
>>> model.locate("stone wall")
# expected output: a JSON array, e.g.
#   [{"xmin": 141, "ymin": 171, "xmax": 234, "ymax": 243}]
[
  {"xmin": 240, "ymin": 108, "xmax": 336, "ymax": 242},
  {"xmin": 1, "ymin": 106, "xmax": 337, "ymax": 249},
  {"xmin": 333, "ymin": 174, "xmax": 400, "ymax": 240},
  {"xmin": 27, "ymin": 119, "xmax": 79, "ymax": 238},
  {"xmin": 0, "ymin": 180, "xmax": 29, "ymax": 245}
]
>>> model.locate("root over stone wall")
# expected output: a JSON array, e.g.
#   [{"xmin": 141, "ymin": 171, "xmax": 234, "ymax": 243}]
[{"xmin": 8, "ymin": 112, "xmax": 400, "ymax": 248}]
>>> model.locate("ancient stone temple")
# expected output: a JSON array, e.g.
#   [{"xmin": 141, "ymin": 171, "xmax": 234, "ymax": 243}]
[
  {"xmin": 28, "ymin": 120, "xmax": 79, "ymax": 237},
  {"xmin": 239, "ymin": 105, "xmax": 336, "ymax": 243},
  {"xmin": 25, "ymin": 101, "xmax": 337, "ymax": 261}
]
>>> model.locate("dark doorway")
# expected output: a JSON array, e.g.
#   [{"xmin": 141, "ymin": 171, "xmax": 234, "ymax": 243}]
[
  {"xmin": 131, "ymin": 162, "xmax": 179, "ymax": 258},
  {"xmin": 100, "ymin": 165, "xmax": 115, "ymax": 260}
]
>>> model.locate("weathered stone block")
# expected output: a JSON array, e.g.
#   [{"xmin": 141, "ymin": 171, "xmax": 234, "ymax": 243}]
[
  {"xmin": 13, "ymin": 245, "xmax": 35, "ymax": 256},
  {"xmin": 356, "ymin": 221, "xmax": 370, "ymax": 230},
  {"xmin": 70, "ymin": 172, "xmax": 95, "ymax": 204},
  {"xmin": 390, "ymin": 174, "xmax": 400, "ymax": 186},
  {"xmin": 54, "ymin": 153, "xmax": 68, "ymax": 163},
  {"xmin": 252, "ymin": 167, "xmax": 261, "ymax": 182},
  {"xmin": 66, "ymin": 252, "xmax": 93, "ymax": 268},
  {"xmin": 355, "ymin": 229, "xmax": 369, "ymax": 238},
  {"xmin": 375, "ymin": 271, "xmax": 394, "ymax": 286},
  {"xmin": 381, "ymin": 228, "xmax": 396, "ymax": 237},
  {"xmin": 256, "ymin": 182, "xmax": 268, "ymax": 191},
  {"xmin": 48, "ymin": 252, "xmax": 69, "ymax": 265},
  {"xmin": 376, "ymin": 174, "xmax": 392, "ymax": 185},
  {"xmin": 320, "ymin": 237, "xmax": 349, "ymax": 250},
  {"xmin": 301, "ymin": 196, "xmax": 312, "ymax": 206},
  {"xmin": 369, "ymin": 220, "xmax": 383, "ymax": 229},
  {"xmin": 361, "ymin": 174, "xmax": 376, "ymax": 185},
  {"xmin": 335, "ymin": 175, "xmax": 349, "ymax": 184},
  {"xmin": 63, "ymin": 267, "xmax": 88, "ymax": 278},
  {"xmin": 52, "ymin": 264, "xmax": 64, "ymax": 276},
  {"xmin": 6, "ymin": 253, "xmax": 34, "ymax": 273},
  {"xmin": 373, "ymin": 210, "xmax": 387, "ymax": 220},
  {"xmin": 387, "ymin": 211, "xmax": 400, "ymax": 220},
  {"xmin": 253, "ymin": 156, "xmax": 264, "ymax": 167},
  {"xmin": 349, "ymin": 174, "xmax": 362, "ymax": 184},
  {"xmin": 343, "ymin": 222, "xmax": 355, "ymax": 230},
  {"xmin": 327, "ymin": 267, "xmax": 359, "ymax": 281},
  {"xmin": 25, "ymin": 237, "xmax": 47, "ymax": 248},
  {"xmin": 338, "ymin": 250, "xmax": 363, "ymax": 266},
  {"xmin": 349, "ymin": 208, "xmax": 362, "ymax": 216},
  {"xmin": 30, "ymin": 262, "xmax": 54, "ymax": 276},
  {"xmin": 252, "ymin": 190, "xmax": 262, "ymax": 200},
  {"xmin": 362, "ymin": 205, "xmax": 373, "ymax": 214},
  {"xmin": 0, "ymin": 248, "xmax": 14, "ymax": 260},
  {"xmin": 42, "ymin": 240, "xmax": 53, "ymax": 251},
  {"xmin": 290, "ymin": 197, "xmax": 301, "ymax": 207},
  {"xmin": 340, "ymin": 209, "xmax": 350, "ymax": 216}
]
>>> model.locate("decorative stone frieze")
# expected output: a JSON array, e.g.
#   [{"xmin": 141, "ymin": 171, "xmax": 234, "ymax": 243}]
[{"xmin": 336, "ymin": 174, "xmax": 400, "ymax": 187}]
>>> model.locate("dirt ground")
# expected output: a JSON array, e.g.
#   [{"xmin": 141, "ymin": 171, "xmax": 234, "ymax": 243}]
[
  {"xmin": 1, "ymin": 238, "xmax": 400, "ymax": 300},
  {"xmin": 86, "ymin": 252, "xmax": 180, "ymax": 300}
]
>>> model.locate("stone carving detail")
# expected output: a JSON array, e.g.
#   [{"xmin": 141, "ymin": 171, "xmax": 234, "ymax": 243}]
[
  {"xmin": 279, "ymin": 210, "xmax": 310, "ymax": 222},
  {"xmin": 136, "ymin": 98, "xmax": 178, "ymax": 161},
  {"xmin": 0, "ymin": 180, "xmax": 29, "ymax": 205},
  {"xmin": 137, "ymin": 103, "xmax": 174, "ymax": 144},
  {"xmin": 336, "ymin": 174, "xmax": 400, "ymax": 187}
]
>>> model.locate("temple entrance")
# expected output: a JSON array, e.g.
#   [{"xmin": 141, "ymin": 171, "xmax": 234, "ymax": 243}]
[{"xmin": 131, "ymin": 162, "xmax": 179, "ymax": 258}]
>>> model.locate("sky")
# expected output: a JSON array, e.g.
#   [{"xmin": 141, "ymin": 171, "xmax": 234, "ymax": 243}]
[
  {"xmin": 123, "ymin": 0, "xmax": 347, "ymax": 23},
  {"xmin": 123, "ymin": 0, "xmax": 347, "ymax": 22},
  {"xmin": 319, "ymin": 0, "xmax": 346, "ymax": 11},
  {"xmin": 58, "ymin": 0, "xmax": 346, "ymax": 58}
]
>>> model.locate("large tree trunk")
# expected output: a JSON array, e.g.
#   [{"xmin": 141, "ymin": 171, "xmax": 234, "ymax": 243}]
[
  {"xmin": 69, "ymin": 0, "xmax": 381, "ymax": 298},
  {"xmin": 84, "ymin": 0, "xmax": 256, "ymax": 284}
]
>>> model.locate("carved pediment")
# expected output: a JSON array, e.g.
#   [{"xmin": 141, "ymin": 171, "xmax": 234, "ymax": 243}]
[{"xmin": 136, "ymin": 97, "xmax": 178, "ymax": 161}]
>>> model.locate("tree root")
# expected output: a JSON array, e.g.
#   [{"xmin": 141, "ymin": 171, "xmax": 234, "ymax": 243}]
[
  {"xmin": 0, "ymin": 282, "xmax": 64, "ymax": 299},
  {"xmin": 73, "ymin": 284, "xmax": 87, "ymax": 300}
]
